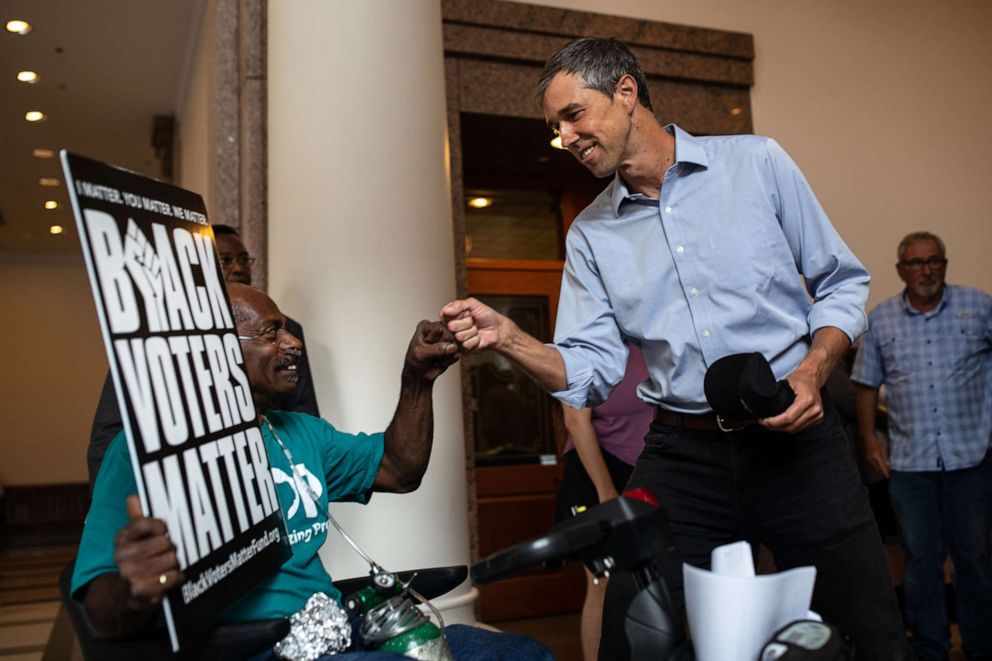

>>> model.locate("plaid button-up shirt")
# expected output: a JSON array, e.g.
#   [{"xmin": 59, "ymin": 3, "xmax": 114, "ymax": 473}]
[{"xmin": 852, "ymin": 284, "xmax": 992, "ymax": 471}]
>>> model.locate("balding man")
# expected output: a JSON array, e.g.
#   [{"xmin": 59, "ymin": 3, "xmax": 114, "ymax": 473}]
[{"xmin": 72, "ymin": 284, "xmax": 552, "ymax": 659}]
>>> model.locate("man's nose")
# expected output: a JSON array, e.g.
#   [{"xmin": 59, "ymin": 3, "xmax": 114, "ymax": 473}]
[
  {"xmin": 280, "ymin": 329, "xmax": 303, "ymax": 351},
  {"xmin": 559, "ymin": 124, "xmax": 579, "ymax": 149}
]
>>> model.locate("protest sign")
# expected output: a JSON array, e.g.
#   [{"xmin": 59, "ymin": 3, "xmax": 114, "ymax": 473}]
[{"xmin": 62, "ymin": 152, "xmax": 290, "ymax": 651}]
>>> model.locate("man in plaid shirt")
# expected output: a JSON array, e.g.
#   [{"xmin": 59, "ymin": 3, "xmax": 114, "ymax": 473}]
[{"xmin": 852, "ymin": 231, "xmax": 992, "ymax": 661}]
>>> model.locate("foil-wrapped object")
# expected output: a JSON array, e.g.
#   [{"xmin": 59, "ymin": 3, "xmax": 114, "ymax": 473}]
[{"xmin": 274, "ymin": 592, "xmax": 351, "ymax": 660}]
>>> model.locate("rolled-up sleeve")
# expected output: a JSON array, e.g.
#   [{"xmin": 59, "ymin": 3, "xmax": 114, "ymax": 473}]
[
  {"xmin": 551, "ymin": 227, "xmax": 629, "ymax": 409},
  {"xmin": 764, "ymin": 139, "xmax": 870, "ymax": 342}
]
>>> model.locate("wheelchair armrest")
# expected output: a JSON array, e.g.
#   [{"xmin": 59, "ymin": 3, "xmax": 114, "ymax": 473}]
[{"xmin": 333, "ymin": 565, "xmax": 468, "ymax": 601}]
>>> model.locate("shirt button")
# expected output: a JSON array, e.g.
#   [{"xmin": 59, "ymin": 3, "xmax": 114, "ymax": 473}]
[
  {"xmin": 702, "ymin": 329, "xmax": 711, "ymax": 337},
  {"xmin": 676, "ymin": 245, "xmax": 685, "ymax": 254},
  {"xmin": 926, "ymin": 339, "xmax": 932, "ymax": 344},
  {"xmin": 665, "ymin": 206, "xmax": 673, "ymax": 213},
  {"xmin": 690, "ymin": 288, "xmax": 699, "ymax": 296},
  {"xmin": 929, "ymin": 384, "xmax": 934, "ymax": 389},
  {"xmin": 932, "ymin": 408, "xmax": 937, "ymax": 412}
]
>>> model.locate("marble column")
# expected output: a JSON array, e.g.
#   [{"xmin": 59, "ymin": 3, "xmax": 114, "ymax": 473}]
[{"xmin": 267, "ymin": 0, "xmax": 475, "ymax": 623}]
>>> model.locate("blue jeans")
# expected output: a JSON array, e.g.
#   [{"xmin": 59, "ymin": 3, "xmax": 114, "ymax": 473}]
[
  {"xmin": 249, "ymin": 624, "xmax": 553, "ymax": 660},
  {"xmin": 600, "ymin": 405, "xmax": 913, "ymax": 661},
  {"xmin": 890, "ymin": 449, "xmax": 992, "ymax": 661}
]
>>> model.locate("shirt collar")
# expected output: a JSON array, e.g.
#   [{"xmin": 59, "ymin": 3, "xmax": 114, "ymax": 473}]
[
  {"xmin": 900, "ymin": 284, "xmax": 949, "ymax": 316},
  {"xmin": 609, "ymin": 123, "xmax": 709, "ymax": 217}
]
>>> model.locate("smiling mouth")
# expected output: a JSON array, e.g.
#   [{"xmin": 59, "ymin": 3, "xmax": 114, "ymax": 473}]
[
  {"xmin": 274, "ymin": 355, "xmax": 300, "ymax": 383},
  {"xmin": 578, "ymin": 145, "xmax": 594, "ymax": 160}
]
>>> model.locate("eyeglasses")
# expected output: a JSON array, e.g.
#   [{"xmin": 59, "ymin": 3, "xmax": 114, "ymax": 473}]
[
  {"xmin": 219, "ymin": 254, "xmax": 256, "ymax": 268},
  {"xmin": 237, "ymin": 327, "xmax": 297, "ymax": 346},
  {"xmin": 900, "ymin": 256, "xmax": 946, "ymax": 270}
]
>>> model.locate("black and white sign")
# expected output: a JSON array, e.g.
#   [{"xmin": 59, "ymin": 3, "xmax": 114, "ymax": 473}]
[{"xmin": 62, "ymin": 152, "xmax": 290, "ymax": 651}]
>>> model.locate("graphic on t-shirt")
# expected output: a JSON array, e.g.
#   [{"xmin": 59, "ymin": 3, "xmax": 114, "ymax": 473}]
[{"xmin": 272, "ymin": 464, "xmax": 323, "ymax": 519}]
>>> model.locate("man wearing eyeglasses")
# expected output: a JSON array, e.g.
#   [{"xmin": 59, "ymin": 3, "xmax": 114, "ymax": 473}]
[
  {"xmin": 852, "ymin": 231, "xmax": 992, "ymax": 661},
  {"xmin": 87, "ymin": 225, "xmax": 320, "ymax": 487}
]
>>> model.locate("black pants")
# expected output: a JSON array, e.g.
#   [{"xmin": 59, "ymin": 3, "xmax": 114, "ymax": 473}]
[{"xmin": 599, "ymin": 406, "xmax": 914, "ymax": 661}]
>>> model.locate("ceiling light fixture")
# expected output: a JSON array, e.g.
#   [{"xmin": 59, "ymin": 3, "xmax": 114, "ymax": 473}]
[
  {"xmin": 5, "ymin": 19, "xmax": 32, "ymax": 35},
  {"xmin": 550, "ymin": 136, "xmax": 565, "ymax": 150},
  {"xmin": 728, "ymin": 106, "xmax": 744, "ymax": 117},
  {"xmin": 39, "ymin": 177, "xmax": 59, "ymax": 186},
  {"xmin": 44, "ymin": 200, "xmax": 58, "ymax": 210},
  {"xmin": 16, "ymin": 70, "xmax": 39, "ymax": 84},
  {"xmin": 467, "ymin": 197, "xmax": 493, "ymax": 209},
  {"xmin": 33, "ymin": 148, "xmax": 55, "ymax": 158},
  {"xmin": 49, "ymin": 225, "xmax": 64, "ymax": 235},
  {"xmin": 25, "ymin": 110, "xmax": 46, "ymax": 122}
]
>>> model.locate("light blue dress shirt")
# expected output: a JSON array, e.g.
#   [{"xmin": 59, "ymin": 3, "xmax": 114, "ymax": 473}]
[
  {"xmin": 851, "ymin": 285, "xmax": 992, "ymax": 472},
  {"xmin": 551, "ymin": 125, "xmax": 869, "ymax": 412}
]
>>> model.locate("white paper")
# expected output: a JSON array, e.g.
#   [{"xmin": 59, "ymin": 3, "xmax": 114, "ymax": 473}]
[{"xmin": 683, "ymin": 541, "xmax": 816, "ymax": 661}]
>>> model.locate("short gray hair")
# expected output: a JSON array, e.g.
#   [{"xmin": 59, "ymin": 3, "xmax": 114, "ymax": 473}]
[
  {"xmin": 535, "ymin": 37, "xmax": 653, "ymax": 111},
  {"xmin": 897, "ymin": 231, "xmax": 946, "ymax": 262}
]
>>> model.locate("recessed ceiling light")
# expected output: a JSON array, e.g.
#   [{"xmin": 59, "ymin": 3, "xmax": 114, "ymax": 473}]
[
  {"xmin": 25, "ymin": 110, "xmax": 46, "ymax": 122},
  {"xmin": 39, "ymin": 177, "xmax": 59, "ymax": 186},
  {"xmin": 49, "ymin": 225, "xmax": 64, "ymax": 235},
  {"xmin": 728, "ymin": 106, "xmax": 744, "ymax": 117},
  {"xmin": 33, "ymin": 148, "xmax": 55, "ymax": 158},
  {"xmin": 44, "ymin": 200, "xmax": 58, "ymax": 210},
  {"xmin": 467, "ymin": 197, "xmax": 493, "ymax": 209},
  {"xmin": 16, "ymin": 70, "xmax": 39, "ymax": 84},
  {"xmin": 5, "ymin": 19, "xmax": 32, "ymax": 35},
  {"xmin": 550, "ymin": 136, "xmax": 565, "ymax": 150}
]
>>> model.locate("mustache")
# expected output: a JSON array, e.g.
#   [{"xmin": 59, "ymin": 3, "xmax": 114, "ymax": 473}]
[{"xmin": 274, "ymin": 348, "xmax": 302, "ymax": 370}]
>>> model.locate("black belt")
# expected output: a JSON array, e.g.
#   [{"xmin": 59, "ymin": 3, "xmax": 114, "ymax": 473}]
[{"xmin": 653, "ymin": 408, "xmax": 757, "ymax": 432}]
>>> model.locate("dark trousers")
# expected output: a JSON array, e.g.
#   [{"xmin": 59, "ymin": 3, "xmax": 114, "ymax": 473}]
[
  {"xmin": 600, "ymin": 407, "xmax": 914, "ymax": 661},
  {"xmin": 889, "ymin": 450, "xmax": 992, "ymax": 661}
]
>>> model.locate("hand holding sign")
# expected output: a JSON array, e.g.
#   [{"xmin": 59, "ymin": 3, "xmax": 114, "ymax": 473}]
[{"xmin": 115, "ymin": 495, "xmax": 185, "ymax": 607}]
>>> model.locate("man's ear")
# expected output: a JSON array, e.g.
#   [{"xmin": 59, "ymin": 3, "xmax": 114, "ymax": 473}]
[{"xmin": 614, "ymin": 74, "xmax": 638, "ymax": 113}]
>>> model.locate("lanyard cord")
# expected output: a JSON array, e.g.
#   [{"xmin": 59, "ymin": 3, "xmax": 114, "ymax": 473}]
[
  {"xmin": 260, "ymin": 415, "xmax": 445, "ymax": 631},
  {"xmin": 261, "ymin": 415, "xmax": 381, "ymax": 572}
]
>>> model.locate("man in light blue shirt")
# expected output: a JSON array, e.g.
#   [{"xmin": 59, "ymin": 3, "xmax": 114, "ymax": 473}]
[
  {"xmin": 852, "ymin": 232, "xmax": 992, "ymax": 661},
  {"xmin": 443, "ymin": 37, "xmax": 910, "ymax": 660}
]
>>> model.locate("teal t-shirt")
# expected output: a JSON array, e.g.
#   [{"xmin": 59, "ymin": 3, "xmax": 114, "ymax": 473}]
[{"xmin": 71, "ymin": 410, "xmax": 384, "ymax": 621}]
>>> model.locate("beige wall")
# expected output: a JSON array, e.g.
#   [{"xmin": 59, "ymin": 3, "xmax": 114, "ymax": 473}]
[
  {"xmin": 516, "ymin": 0, "xmax": 992, "ymax": 307},
  {"xmin": 0, "ymin": 257, "xmax": 105, "ymax": 485}
]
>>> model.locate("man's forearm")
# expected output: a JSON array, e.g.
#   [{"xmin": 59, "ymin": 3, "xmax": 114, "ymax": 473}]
[
  {"xmin": 83, "ymin": 573, "xmax": 161, "ymax": 638},
  {"xmin": 497, "ymin": 318, "xmax": 567, "ymax": 393},
  {"xmin": 378, "ymin": 372, "xmax": 435, "ymax": 493},
  {"xmin": 794, "ymin": 326, "xmax": 851, "ymax": 388}
]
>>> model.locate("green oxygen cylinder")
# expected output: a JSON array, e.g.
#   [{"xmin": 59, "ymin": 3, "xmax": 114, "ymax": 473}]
[{"xmin": 361, "ymin": 596, "xmax": 454, "ymax": 661}]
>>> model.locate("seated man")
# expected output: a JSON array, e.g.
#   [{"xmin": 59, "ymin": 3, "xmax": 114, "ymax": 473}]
[{"xmin": 72, "ymin": 283, "xmax": 551, "ymax": 659}]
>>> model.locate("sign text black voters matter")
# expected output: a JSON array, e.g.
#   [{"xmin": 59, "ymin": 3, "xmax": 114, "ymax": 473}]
[{"xmin": 62, "ymin": 152, "xmax": 290, "ymax": 651}]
